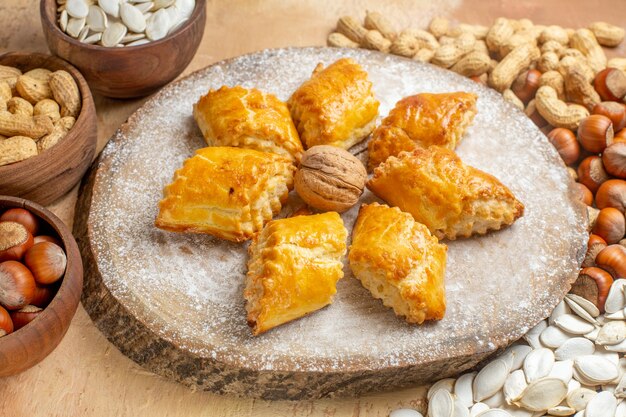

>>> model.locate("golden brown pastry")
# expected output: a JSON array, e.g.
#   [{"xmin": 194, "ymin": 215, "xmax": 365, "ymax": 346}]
[
  {"xmin": 367, "ymin": 92, "xmax": 477, "ymax": 170},
  {"xmin": 367, "ymin": 146, "xmax": 524, "ymax": 240},
  {"xmin": 288, "ymin": 58, "xmax": 379, "ymax": 150},
  {"xmin": 349, "ymin": 203, "xmax": 447, "ymax": 324},
  {"xmin": 193, "ymin": 86, "xmax": 304, "ymax": 162},
  {"xmin": 244, "ymin": 212, "xmax": 347, "ymax": 335},
  {"xmin": 155, "ymin": 147, "xmax": 295, "ymax": 242}
]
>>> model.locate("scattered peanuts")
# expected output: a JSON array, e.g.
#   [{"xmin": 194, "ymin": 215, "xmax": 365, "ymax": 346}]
[{"xmin": 0, "ymin": 65, "xmax": 81, "ymax": 167}]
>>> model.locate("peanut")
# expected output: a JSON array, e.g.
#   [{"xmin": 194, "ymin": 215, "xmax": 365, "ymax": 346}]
[
  {"xmin": 564, "ymin": 67, "xmax": 601, "ymax": 111},
  {"xmin": 450, "ymin": 51, "xmax": 491, "ymax": 77},
  {"xmin": 472, "ymin": 40, "xmax": 489, "ymax": 55},
  {"xmin": 538, "ymin": 52, "xmax": 560, "ymax": 72},
  {"xmin": 608, "ymin": 57, "xmax": 626, "ymax": 72},
  {"xmin": 23, "ymin": 68, "xmax": 52, "ymax": 83},
  {"xmin": 446, "ymin": 26, "xmax": 464, "ymax": 38},
  {"xmin": 539, "ymin": 25, "xmax": 569, "ymax": 45},
  {"xmin": 486, "ymin": 17, "xmax": 515, "ymax": 56},
  {"xmin": 541, "ymin": 40, "xmax": 565, "ymax": 56},
  {"xmin": 55, "ymin": 116, "xmax": 75, "ymax": 131},
  {"xmin": 516, "ymin": 18, "xmax": 535, "ymax": 32},
  {"xmin": 16, "ymin": 75, "xmax": 52, "ymax": 104},
  {"xmin": 0, "ymin": 136, "xmax": 38, "ymax": 166},
  {"xmin": 559, "ymin": 56, "xmax": 595, "ymax": 83},
  {"xmin": 364, "ymin": 11, "xmax": 396, "ymax": 40},
  {"xmin": 336, "ymin": 16, "xmax": 368, "ymax": 43},
  {"xmin": 431, "ymin": 44, "xmax": 465, "ymax": 68},
  {"xmin": 34, "ymin": 99, "xmax": 61, "ymax": 122},
  {"xmin": 499, "ymin": 30, "xmax": 537, "ymax": 58},
  {"xmin": 459, "ymin": 23, "xmax": 489, "ymax": 40},
  {"xmin": 570, "ymin": 29, "xmax": 607, "ymax": 74},
  {"xmin": 489, "ymin": 43, "xmax": 541, "ymax": 92},
  {"xmin": 0, "ymin": 65, "xmax": 21, "ymax": 80},
  {"xmin": 588, "ymin": 22, "xmax": 625, "ymax": 47},
  {"xmin": 455, "ymin": 32, "xmax": 476, "ymax": 55},
  {"xmin": 37, "ymin": 124, "xmax": 69, "ymax": 152},
  {"xmin": 438, "ymin": 36, "xmax": 456, "ymax": 46},
  {"xmin": 539, "ymin": 71, "xmax": 566, "ymax": 99},
  {"xmin": 49, "ymin": 70, "xmax": 81, "ymax": 118},
  {"xmin": 0, "ymin": 81, "xmax": 11, "ymax": 104},
  {"xmin": 403, "ymin": 29, "xmax": 439, "ymax": 50},
  {"xmin": 428, "ymin": 17, "xmax": 449, "ymax": 38},
  {"xmin": 412, "ymin": 48, "xmax": 434, "ymax": 63},
  {"xmin": 327, "ymin": 32, "xmax": 359, "ymax": 48},
  {"xmin": 0, "ymin": 112, "xmax": 54, "ymax": 139},
  {"xmin": 561, "ymin": 48, "xmax": 586, "ymax": 60},
  {"xmin": 7, "ymin": 97, "xmax": 34, "ymax": 117},
  {"xmin": 503, "ymin": 89, "xmax": 525, "ymax": 110},
  {"xmin": 535, "ymin": 85, "xmax": 590, "ymax": 129},
  {"xmin": 390, "ymin": 32, "xmax": 420, "ymax": 57},
  {"xmin": 362, "ymin": 30, "xmax": 391, "ymax": 53}
]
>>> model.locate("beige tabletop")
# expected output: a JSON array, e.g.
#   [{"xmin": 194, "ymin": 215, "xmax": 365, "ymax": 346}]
[{"xmin": 1, "ymin": 1, "xmax": 625, "ymax": 416}]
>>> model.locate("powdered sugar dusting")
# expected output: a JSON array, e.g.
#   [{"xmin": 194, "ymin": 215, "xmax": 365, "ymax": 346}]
[{"xmin": 87, "ymin": 48, "xmax": 587, "ymax": 374}]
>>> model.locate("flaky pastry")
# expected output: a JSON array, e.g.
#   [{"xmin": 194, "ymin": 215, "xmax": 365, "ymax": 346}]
[
  {"xmin": 155, "ymin": 146, "xmax": 295, "ymax": 242},
  {"xmin": 244, "ymin": 212, "xmax": 347, "ymax": 335},
  {"xmin": 367, "ymin": 92, "xmax": 477, "ymax": 170},
  {"xmin": 193, "ymin": 86, "xmax": 304, "ymax": 162},
  {"xmin": 367, "ymin": 146, "xmax": 524, "ymax": 240},
  {"xmin": 288, "ymin": 58, "xmax": 379, "ymax": 150},
  {"xmin": 349, "ymin": 203, "xmax": 447, "ymax": 324}
]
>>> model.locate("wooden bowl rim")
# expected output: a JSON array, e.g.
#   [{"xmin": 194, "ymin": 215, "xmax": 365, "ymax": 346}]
[
  {"xmin": 0, "ymin": 195, "xmax": 83, "ymax": 342},
  {"xmin": 40, "ymin": 0, "xmax": 207, "ymax": 52},
  {"xmin": 0, "ymin": 52, "xmax": 96, "ymax": 176}
]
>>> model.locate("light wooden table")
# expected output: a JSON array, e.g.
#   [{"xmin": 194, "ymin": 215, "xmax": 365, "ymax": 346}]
[{"xmin": 1, "ymin": 1, "xmax": 625, "ymax": 416}]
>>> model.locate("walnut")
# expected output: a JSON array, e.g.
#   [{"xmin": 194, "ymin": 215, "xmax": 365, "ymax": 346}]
[{"xmin": 294, "ymin": 145, "xmax": 367, "ymax": 213}]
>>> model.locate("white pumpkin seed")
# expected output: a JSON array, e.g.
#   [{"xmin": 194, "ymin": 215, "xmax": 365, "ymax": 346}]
[
  {"xmin": 121, "ymin": 33, "xmax": 145, "ymax": 43},
  {"xmin": 550, "ymin": 300, "xmax": 571, "ymax": 325},
  {"xmin": 566, "ymin": 387, "xmax": 596, "ymax": 411},
  {"xmin": 455, "ymin": 373, "xmax": 476, "ymax": 408},
  {"xmin": 615, "ymin": 401, "xmax": 626, "ymax": 417},
  {"xmin": 145, "ymin": 8, "xmax": 170, "ymax": 40},
  {"xmin": 135, "ymin": 1, "xmax": 153, "ymax": 13},
  {"xmin": 98, "ymin": 0, "xmax": 120, "ymax": 18},
  {"xmin": 605, "ymin": 280, "xmax": 626, "ymax": 314},
  {"xmin": 597, "ymin": 321, "xmax": 626, "ymax": 346},
  {"xmin": 484, "ymin": 391, "xmax": 506, "ymax": 408},
  {"xmin": 126, "ymin": 38, "xmax": 150, "ymax": 46},
  {"xmin": 152, "ymin": 0, "xmax": 175, "ymax": 9},
  {"xmin": 453, "ymin": 399, "xmax": 470, "ymax": 417},
  {"xmin": 477, "ymin": 411, "xmax": 513, "ymax": 417},
  {"xmin": 541, "ymin": 326, "xmax": 574, "ymax": 348},
  {"xmin": 59, "ymin": 10, "xmax": 69, "ymax": 31},
  {"xmin": 547, "ymin": 406, "xmax": 575, "ymax": 416},
  {"xmin": 87, "ymin": 5, "xmax": 107, "ymax": 32},
  {"xmin": 567, "ymin": 379, "xmax": 581, "ymax": 395},
  {"xmin": 524, "ymin": 348, "xmax": 555, "ymax": 383},
  {"xmin": 601, "ymin": 384, "xmax": 616, "ymax": 392},
  {"xmin": 429, "ymin": 378, "xmax": 456, "ymax": 400},
  {"xmin": 101, "ymin": 22, "xmax": 127, "ymax": 47},
  {"xmin": 585, "ymin": 391, "xmax": 617, "ymax": 417},
  {"xmin": 572, "ymin": 411, "xmax": 584, "ymax": 417},
  {"xmin": 548, "ymin": 360, "xmax": 573, "ymax": 384},
  {"xmin": 554, "ymin": 338, "xmax": 595, "ymax": 361},
  {"xmin": 474, "ymin": 359, "xmax": 509, "ymax": 402},
  {"xmin": 605, "ymin": 310, "xmax": 626, "ymax": 320},
  {"xmin": 120, "ymin": 3, "xmax": 147, "ymax": 33},
  {"xmin": 574, "ymin": 355, "xmax": 619, "ymax": 385},
  {"xmin": 500, "ymin": 345, "xmax": 533, "ymax": 372},
  {"xmin": 565, "ymin": 294, "xmax": 600, "ymax": 317},
  {"xmin": 429, "ymin": 389, "xmax": 455, "ymax": 417},
  {"xmin": 504, "ymin": 370, "xmax": 528, "ymax": 404},
  {"xmin": 564, "ymin": 297, "xmax": 598, "ymax": 324},
  {"xmin": 593, "ymin": 346, "xmax": 620, "ymax": 366},
  {"xmin": 66, "ymin": 17, "xmax": 86, "ymax": 37},
  {"xmin": 501, "ymin": 405, "xmax": 533, "ymax": 417},
  {"xmin": 518, "ymin": 377, "xmax": 568, "ymax": 412},
  {"xmin": 524, "ymin": 321, "xmax": 548, "ymax": 349},
  {"xmin": 168, "ymin": 16, "xmax": 187, "ymax": 34},
  {"xmin": 391, "ymin": 410, "xmax": 424, "ymax": 417},
  {"xmin": 584, "ymin": 327, "xmax": 600, "ymax": 342},
  {"xmin": 554, "ymin": 315, "xmax": 596, "ymax": 335},
  {"xmin": 175, "ymin": 0, "xmax": 194, "ymax": 18},
  {"xmin": 78, "ymin": 25, "xmax": 90, "ymax": 41},
  {"xmin": 471, "ymin": 403, "xmax": 490, "ymax": 417},
  {"xmin": 66, "ymin": 0, "xmax": 89, "ymax": 18},
  {"xmin": 82, "ymin": 32, "xmax": 102, "ymax": 44}
]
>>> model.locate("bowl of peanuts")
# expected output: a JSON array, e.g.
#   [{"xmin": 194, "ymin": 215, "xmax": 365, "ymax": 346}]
[{"xmin": 0, "ymin": 52, "xmax": 97, "ymax": 205}]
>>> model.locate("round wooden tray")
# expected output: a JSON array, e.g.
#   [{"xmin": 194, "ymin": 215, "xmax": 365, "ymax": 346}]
[{"xmin": 73, "ymin": 47, "xmax": 588, "ymax": 400}]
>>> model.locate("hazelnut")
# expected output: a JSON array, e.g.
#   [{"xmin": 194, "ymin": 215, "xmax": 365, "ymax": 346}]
[
  {"xmin": 592, "ymin": 102, "xmax": 626, "ymax": 132},
  {"xmin": 577, "ymin": 155, "xmax": 610, "ymax": 194},
  {"xmin": 0, "ymin": 261, "xmax": 36, "ymax": 310},
  {"xmin": 587, "ymin": 206, "xmax": 600, "ymax": 231},
  {"xmin": 547, "ymin": 127, "xmax": 580, "ymax": 165},
  {"xmin": 33, "ymin": 235, "xmax": 62, "ymax": 246},
  {"xmin": 571, "ymin": 267, "xmax": 614, "ymax": 313},
  {"xmin": 602, "ymin": 142, "xmax": 626, "ymax": 179},
  {"xmin": 24, "ymin": 242, "xmax": 67, "ymax": 285},
  {"xmin": 595, "ymin": 244, "xmax": 626, "ymax": 280},
  {"xmin": 0, "ymin": 221, "xmax": 34, "ymax": 262},
  {"xmin": 582, "ymin": 234, "xmax": 607, "ymax": 268},
  {"xmin": 615, "ymin": 128, "xmax": 626, "ymax": 143},
  {"xmin": 30, "ymin": 284, "xmax": 55, "ymax": 308},
  {"xmin": 512, "ymin": 69, "xmax": 542, "ymax": 104},
  {"xmin": 577, "ymin": 115, "xmax": 614, "ymax": 153},
  {"xmin": 592, "ymin": 207, "xmax": 625, "ymax": 244},
  {"xmin": 594, "ymin": 68, "xmax": 626, "ymax": 102},
  {"xmin": 596, "ymin": 179, "xmax": 626, "ymax": 213},
  {"xmin": 0, "ymin": 305, "xmax": 12, "ymax": 337},
  {"xmin": 0, "ymin": 208, "xmax": 39, "ymax": 236},
  {"xmin": 294, "ymin": 145, "xmax": 367, "ymax": 213},
  {"xmin": 9, "ymin": 305, "xmax": 41, "ymax": 331},
  {"xmin": 574, "ymin": 182, "xmax": 594, "ymax": 206}
]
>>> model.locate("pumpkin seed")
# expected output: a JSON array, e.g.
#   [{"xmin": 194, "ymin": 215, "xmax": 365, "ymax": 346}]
[
  {"xmin": 428, "ymin": 378, "xmax": 456, "ymax": 400},
  {"xmin": 550, "ymin": 300, "xmax": 571, "ymax": 325},
  {"xmin": 605, "ymin": 310, "xmax": 626, "ymax": 320},
  {"xmin": 78, "ymin": 26, "xmax": 90, "ymax": 41},
  {"xmin": 476, "ymin": 411, "xmax": 512, "ymax": 417},
  {"xmin": 504, "ymin": 370, "xmax": 528, "ymax": 404},
  {"xmin": 66, "ymin": 17, "xmax": 86, "ymax": 37},
  {"xmin": 87, "ymin": 5, "xmax": 108, "ymax": 32},
  {"xmin": 564, "ymin": 297, "xmax": 598, "ymax": 324},
  {"xmin": 455, "ymin": 372, "xmax": 476, "ymax": 408},
  {"xmin": 548, "ymin": 360, "xmax": 573, "ymax": 383},
  {"xmin": 574, "ymin": 355, "xmax": 619, "ymax": 385},
  {"xmin": 605, "ymin": 280, "xmax": 626, "ymax": 314},
  {"xmin": 541, "ymin": 326, "xmax": 574, "ymax": 349},
  {"xmin": 175, "ymin": 0, "xmax": 194, "ymax": 18},
  {"xmin": 66, "ymin": 0, "xmax": 89, "ymax": 18},
  {"xmin": 566, "ymin": 387, "xmax": 596, "ymax": 411},
  {"xmin": 524, "ymin": 348, "xmax": 555, "ymax": 383},
  {"xmin": 120, "ymin": 3, "xmax": 147, "ymax": 33},
  {"xmin": 501, "ymin": 405, "xmax": 533, "ymax": 417},
  {"xmin": 584, "ymin": 327, "xmax": 600, "ymax": 342},
  {"xmin": 484, "ymin": 391, "xmax": 506, "ymax": 409},
  {"xmin": 474, "ymin": 360, "xmax": 509, "ymax": 402},
  {"xmin": 429, "ymin": 389, "xmax": 454, "ymax": 417},
  {"xmin": 615, "ymin": 401, "xmax": 626, "ymax": 417},
  {"xmin": 567, "ymin": 379, "xmax": 581, "ymax": 395},
  {"xmin": 453, "ymin": 399, "xmax": 470, "ymax": 417},
  {"xmin": 615, "ymin": 374, "xmax": 626, "ymax": 398},
  {"xmin": 501, "ymin": 345, "xmax": 533, "ymax": 372},
  {"xmin": 596, "ymin": 321, "xmax": 626, "ymax": 346},
  {"xmin": 152, "ymin": 0, "xmax": 175, "ymax": 9},
  {"xmin": 554, "ymin": 338, "xmax": 595, "ymax": 361},
  {"xmin": 126, "ymin": 38, "xmax": 150, "ymax": 46},
  {"xmin": 554, "ymin": 315, "xmax": 596, "ymax": 335},
  {"xmin": 518, "ymin": 377, "xmax": 568, "ymax": 412},
  {"xmin": 82, "ymin": 33, "xmax": 102, "ymax": 44},
  {"xmin": 98, "ymin": 0, "xmax": 120, "ymax": 18},
  {"xmin": 524, "ymin": 321, "xmax": 548, "ymax": 349},
  {"xmin": 59, "ymin": 10, "xmax": 69, "ymax": 31},
  {"xmin": 547, "ymin": 406, "xmax": 575, "ymax": 416},
  {"xmin": 391, "ymin": 410, "xmax": 424, "ymax": 417},
  {"xmin": 146, "ymin": 8, "xmax": 170, "ymax": 40},
  {"xmin": 565, "ymin": 294, "xmax": 600, "ymax": 317},
  {"xmin": 471, "ymin": 403, "xmax": 490, "ymax": 417},
  {"xmin": 101, "ymin": 21, "xmax": 127, "ymax": 47},
  {"xmin": 584, "ymin": 391, "xmax": 617, "ymax": 417},
  {"xmin": 135, "ymin": 2, "xmax": 153, "ymax": 13}
]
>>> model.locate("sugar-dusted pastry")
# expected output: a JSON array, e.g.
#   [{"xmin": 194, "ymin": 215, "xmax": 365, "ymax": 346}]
[
  {"xmin": 193, "ymin": 86, "xmax": 304, "ymax": 162},
  {"xmin": 367, "ymin": 92, "xmax": 477, "ymax": 170},
  {"xmin": 155, "ymin": 147, "xmax": 295, "ymax": 242},
  {"xmin": 367, "ymin": 146, "xmax": 524, "ymax": 240},
  {"xmin": 244, "ymin": 212, "xmax": 347, "ymax": 335},
  {"xmin": 288, "ymin": 58, "xmax": 379, "ymax": 150},
  {"xmin": 349, "ymin": 203, "xmax": 447, "ymax": 324}
]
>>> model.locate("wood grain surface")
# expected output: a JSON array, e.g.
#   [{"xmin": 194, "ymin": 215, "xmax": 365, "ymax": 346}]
[{"xmin": 1, "ymin": 0, "xmax": 625, "ymax": 415}]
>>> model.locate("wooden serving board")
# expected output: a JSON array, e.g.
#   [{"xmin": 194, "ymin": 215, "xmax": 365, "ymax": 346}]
[{"xmin": 74, "ymin": 47, "xmax": 588, "ymax": 400}]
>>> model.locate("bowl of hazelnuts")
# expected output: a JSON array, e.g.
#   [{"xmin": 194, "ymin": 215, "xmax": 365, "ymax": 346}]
[{"xmin": 0, "ymin": 195, "xmax": 82, "ymax": 376}]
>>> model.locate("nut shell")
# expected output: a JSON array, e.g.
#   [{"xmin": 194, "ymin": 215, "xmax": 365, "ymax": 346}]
[
  {"xmin": 594, "ymin": 68, "xmax": 626, "ymax": 102},
  {"xmin": 294, "ymin": 145, "xmax": 367, "ymax": 213},
  {"xmin": 592, "ymin": 102, "xmax": 626, "ymax": 132},
  {"xmin": 0, "ymin": 305, "xmax": 13, "ymax": 336},
  {"xmin": 24, "ymin": 242, "xmax": 67, "ymax": 285},
  {"xmin": 9, "ymin": 305, "xmax": 42, "ymax": 331},
  {"xmin": 592, "ymin": 207, "xmax": 626, "ymax": 244},
  {"xmin": 572, "ymin": 267, "xmax": 614, "ymax": 313},
  {"xmin": 578, "ymin": 114, "xmax": 614, "ymax": 153},
  {"xmin": 0, "ymin": 221, "xmax": 34, "ymax": 262},
  {"xmin": 0, "ymin": 260, "xmax": 35, "ymax": 310},
  {"xmin": 547, "ymin": 127, "xmax": 580, "ymax": 165},
  {"xmin": 0, "ymin": 208, "xmax": 39, "ymax": 236},
  {"xmin": 596, "ymin": 179, "xmax": 626, "ymax": 213},
  {"xmin": 595, "ymin": 244, "xmax": 626, "ymax": 280},
  {"xmin": 602, "ymin": 143, "xmax": 626, "ymax": 179},
  {"xmin": 578, "ymin": 155, "xmax": 610, "ymax": 194}
]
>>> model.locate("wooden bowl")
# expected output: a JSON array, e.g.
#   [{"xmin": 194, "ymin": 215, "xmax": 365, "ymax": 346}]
[
  {"xmin": 0, "ymin": 195, "xmax": 83, "ymax": 377},
  {"xmin": 40, "ymin": 0, "xmax": 207, "ymax": 98},
  {"xmin": 0, "ymin": 52, "xmax": 97, "ymax": 206}
]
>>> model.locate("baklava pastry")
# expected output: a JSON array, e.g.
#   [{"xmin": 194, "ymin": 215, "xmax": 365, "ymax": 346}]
[
  {"xmin": 193, "ymin": 86, "xmax": 304, "ymax": 162},
  {"xmin": 244, "ymin": 212, "xmax": 347, "ymax": 335},
  {"xmin": 367, "ymin": 92, "xmax": 477, "ymax": 170},
  {"xmin": 288, "ymin": 58, "xmax": 379, "ymax": 150},
  {"xmin": 349, "ymin": 203, "xmax": 447, "ymax": 324},
  {"xmin": 367, "ymin": 146, "xmax": 524, "ymax": 240},
  {"xmin": 155, "ymin": 147, "xmax": 295, "ymax": 242}
]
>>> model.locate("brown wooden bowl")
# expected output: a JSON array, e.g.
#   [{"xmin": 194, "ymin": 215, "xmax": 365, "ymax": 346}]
[
  {"xmin": 40, "ymin": 0, "xmax": 207, "ymax": 98},
  {"xmin": 0, "ymin": 52, "xmax": 97, "ymax": 206},
  {"xmin": 0, "ymin": 195, "xmax": 83, "ymax": 377}
]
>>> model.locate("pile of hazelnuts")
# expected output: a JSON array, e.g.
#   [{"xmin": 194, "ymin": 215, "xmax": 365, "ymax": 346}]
[
  {"xmin": 0, "ymin": 208, "xmax": 66, "ymax": 337},
  {"xmin": 532, "ymin": 68, "xmax": 626, "ymax": 312}
]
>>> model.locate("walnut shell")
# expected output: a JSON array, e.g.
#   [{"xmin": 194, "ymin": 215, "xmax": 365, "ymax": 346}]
[{"xmin": 294, "ymin": 145, "xmax": 367, "ymax": 213}]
